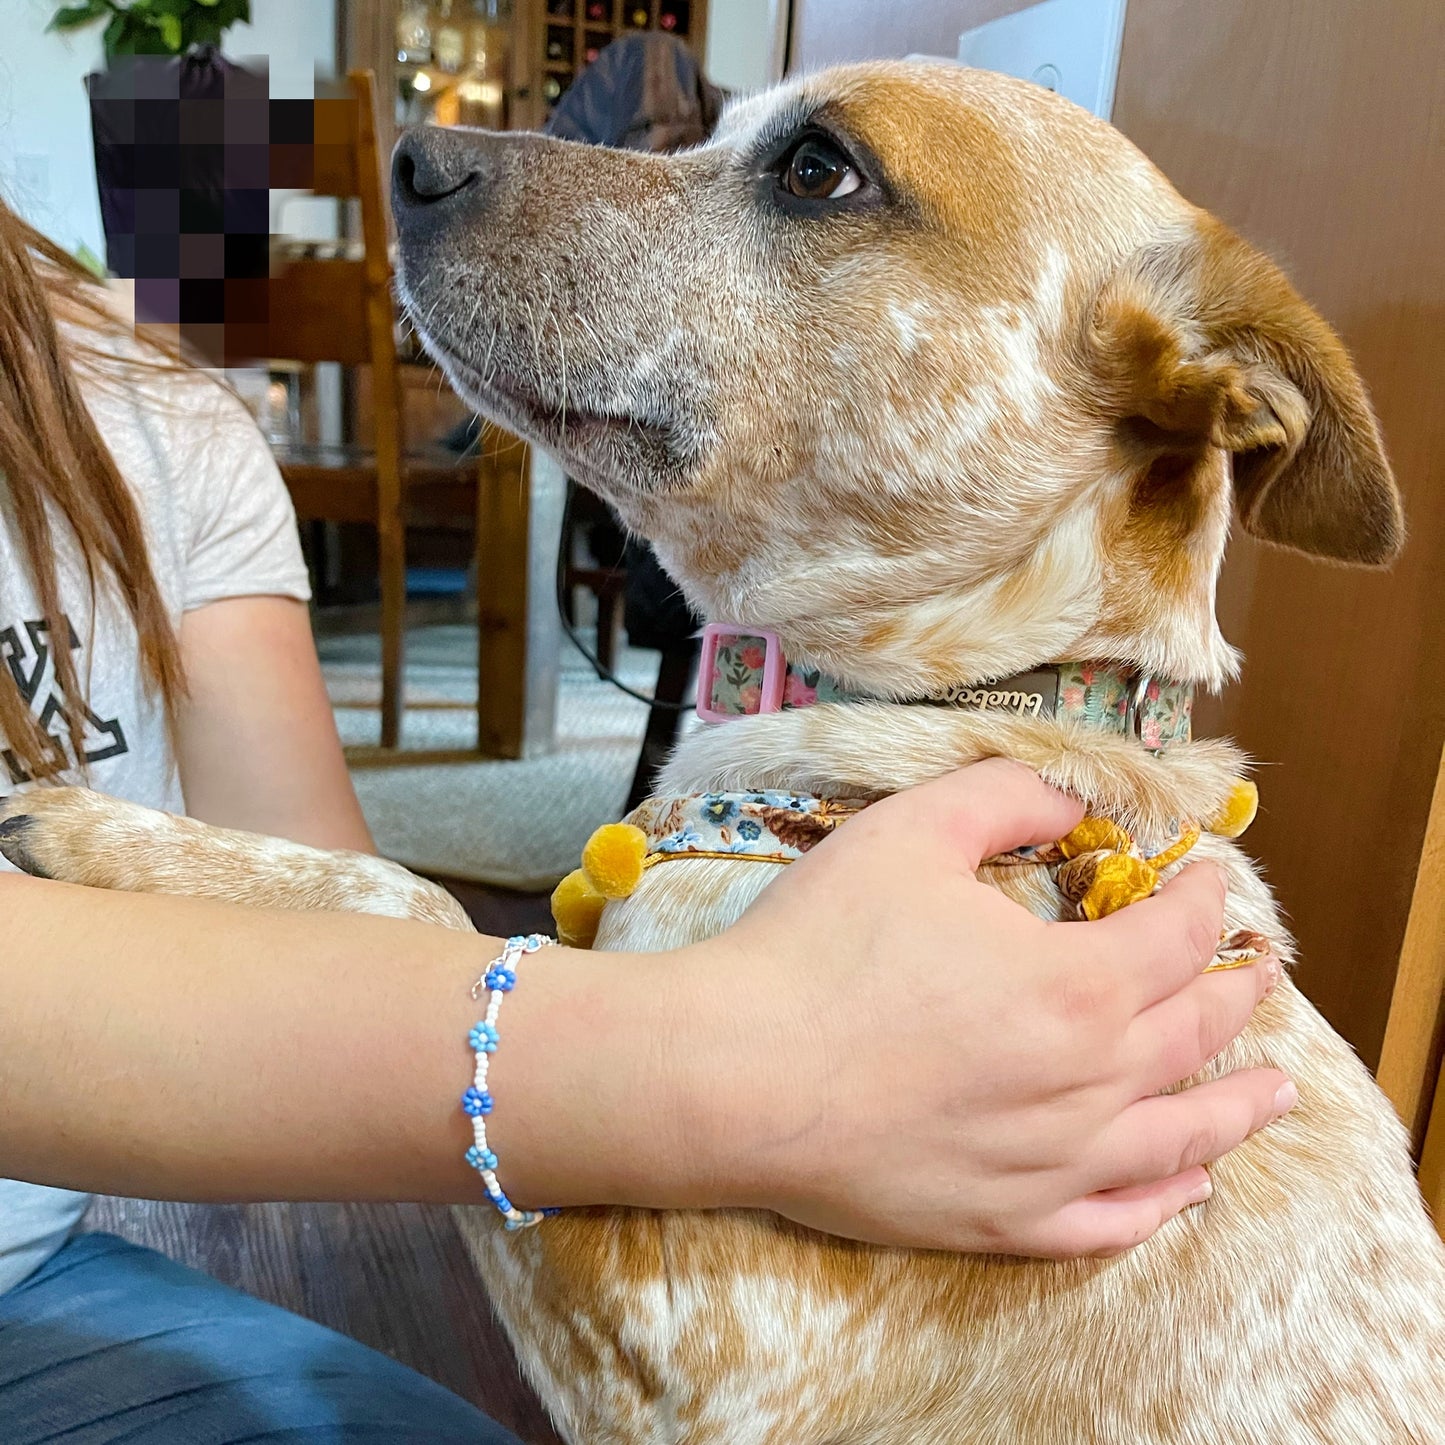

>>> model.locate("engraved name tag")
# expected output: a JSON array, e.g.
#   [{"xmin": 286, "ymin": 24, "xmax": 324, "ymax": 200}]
[{"xmin": 935, "ymin": 669, "xmax": 1060, "ymax": 719}]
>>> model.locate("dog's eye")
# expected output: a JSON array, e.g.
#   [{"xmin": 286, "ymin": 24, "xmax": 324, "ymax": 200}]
[{"xmin": 781, "ymin": 138, "xmax": 862, "ymax": 200}]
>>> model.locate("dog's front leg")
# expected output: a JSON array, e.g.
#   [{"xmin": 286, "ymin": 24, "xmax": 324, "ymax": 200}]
[{"xmin": 0, "ymin": 788, "xmax": 472, "ymax": 931}]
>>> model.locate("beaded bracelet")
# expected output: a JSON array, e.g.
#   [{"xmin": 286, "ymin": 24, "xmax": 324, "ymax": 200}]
[{"xmin": 463, "ymin": 933, "xmax": 560, "ymax": 1231}]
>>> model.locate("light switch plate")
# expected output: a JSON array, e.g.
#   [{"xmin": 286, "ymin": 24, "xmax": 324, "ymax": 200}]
[{"xmin": 957, "ymin": 0, "xmax": 1130, "ymax": 120}]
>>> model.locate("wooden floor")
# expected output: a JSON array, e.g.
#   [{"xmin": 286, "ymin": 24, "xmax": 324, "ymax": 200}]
[{"xmin": 84, "ymin": 877, "xmax": 564, "ymax": 1445}]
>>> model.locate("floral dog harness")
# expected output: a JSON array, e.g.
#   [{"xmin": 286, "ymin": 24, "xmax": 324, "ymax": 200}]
[
  {"xmin": 550, "ymin": 784, "xmax": 1269, "ymax": 972},
  {"xmin": 630, "ymin": 790, "xmax": 868, "ymax": 864}
]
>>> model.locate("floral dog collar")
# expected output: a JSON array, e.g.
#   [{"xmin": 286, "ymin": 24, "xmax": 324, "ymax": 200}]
[{"xmin": 696, "ymin": 623, "xmax": 1194, "ymax": 752}]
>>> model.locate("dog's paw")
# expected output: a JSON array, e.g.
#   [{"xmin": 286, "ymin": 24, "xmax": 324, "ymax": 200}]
[
  {"xmin": 0, "ymin": 807, "xmax": 52, "ymax": 878},
  {"xmin": 0, "ymin": 788, "xmax": 163, "ymax": 888}
]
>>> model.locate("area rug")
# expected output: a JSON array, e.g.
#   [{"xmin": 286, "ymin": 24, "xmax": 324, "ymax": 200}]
[{"xmin": 322, "ymin": 627, "xmax": 689, "ymax": 891}]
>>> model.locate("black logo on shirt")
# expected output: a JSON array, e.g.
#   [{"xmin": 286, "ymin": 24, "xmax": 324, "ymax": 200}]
[{"xmin": 1, "ymin": 618, "xmax": 128, "ymax": 784}]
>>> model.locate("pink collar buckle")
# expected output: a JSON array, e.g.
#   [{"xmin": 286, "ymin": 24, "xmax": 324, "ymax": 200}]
[{"xmin": 695, "ymin": 622, "xmax": 787, "ymax": 723}]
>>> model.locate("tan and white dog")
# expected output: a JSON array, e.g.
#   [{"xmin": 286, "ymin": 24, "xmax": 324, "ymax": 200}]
[{"xmin": 5, "ymin": 62, "xmax": 1445, "ymax": 1443}]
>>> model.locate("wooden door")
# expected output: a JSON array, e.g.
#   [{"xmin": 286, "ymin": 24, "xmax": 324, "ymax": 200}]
[{"xmin": 1111, "ymin": 0, "xmax": 1445, "ymax": 1068}]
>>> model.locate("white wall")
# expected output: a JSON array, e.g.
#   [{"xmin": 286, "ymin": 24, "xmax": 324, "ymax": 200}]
[
  {"xmin": 1, "ymin": 2, "xmax": 107, "ymax": 254},
  {"xmin": 705, "ymin": 0, "xmax": 785, "ymax": 95},
  {"xmin": 229, "ymin": 0, "xmax": 336, "ymax": 100},
  {"xmin": 0, "ymin": 0, "xmax": 337, "ymax": 255}
]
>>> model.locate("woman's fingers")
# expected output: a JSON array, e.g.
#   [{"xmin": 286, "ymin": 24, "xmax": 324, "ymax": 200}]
[
  {"xmin": 1084, "ymin": 1068, "xmax": 1298, "ymax": 1197},
  {"xmin": 1027, "ymin": 1063, "xmax": 1298, "ymax": 1258},
  {"xmin": 1073, "ymin": 863, "xmax": 1231, "ymax": 1009},
  {"xmin": 1125, "ymin": 955, "xmax": 1282, "ymax": 1093},
  {"xmin": 1022, "ymin": 1168, "xmax": 1215, "ymax": 1259},
  {"xmin": 861, "ymin": 758, "xmax": 1085, "ymax": 872}
]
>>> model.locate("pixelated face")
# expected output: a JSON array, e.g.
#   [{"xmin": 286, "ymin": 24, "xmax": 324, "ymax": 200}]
[{"xmin": 393, "ymin": 62, "xmax": 1397, "ymax": 696}]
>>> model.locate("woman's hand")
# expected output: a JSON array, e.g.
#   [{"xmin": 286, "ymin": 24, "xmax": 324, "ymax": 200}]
[{"xmin": 665, "ymin": 760, "xmax": 1292, "ymax": 1257}]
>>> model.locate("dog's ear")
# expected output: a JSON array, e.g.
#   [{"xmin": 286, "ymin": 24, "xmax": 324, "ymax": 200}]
[{"xmin": 1090, "ymin": 216, "xmax": 1402, "ymax": 564}]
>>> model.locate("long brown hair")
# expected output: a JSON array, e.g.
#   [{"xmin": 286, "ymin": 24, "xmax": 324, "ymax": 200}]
[{"xmin": 0, "ymin": 199, "xmax": 185, "ymax": 782}]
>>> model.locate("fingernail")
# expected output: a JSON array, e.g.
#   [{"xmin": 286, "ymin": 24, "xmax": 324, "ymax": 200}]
[
  {"xmin": 1186, "ymin": 1176, "xmax": 1213, "ymax": 1206},
  {"xmin": 1273, "ymin": 1080, "xmax": 1299, "ymax": 1115},
  {"xmin": 1261, "ymin": 956, "xmax": 1281, "ymax": 997}
]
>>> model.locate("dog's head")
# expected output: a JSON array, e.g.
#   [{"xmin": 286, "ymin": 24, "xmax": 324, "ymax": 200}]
[{"xmin": 393, "ymin": 61, "xmax": 1401, "ymax": 694}]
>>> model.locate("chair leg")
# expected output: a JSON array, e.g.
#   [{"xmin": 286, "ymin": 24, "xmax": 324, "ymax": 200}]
[
  {"xmin": 596, "ymin": 588, "xmax": 621, "ymax": 672},
  {"xmin": 475, "ymin": 447, "xmax": 531, "ymax": 759},
  {"xmin": 625, "ymin": 639, "xmax": 699, "ymax": 814},
  {"xmin": 378, "ymin": 515, "xmax": 407, "ymax": 751}
]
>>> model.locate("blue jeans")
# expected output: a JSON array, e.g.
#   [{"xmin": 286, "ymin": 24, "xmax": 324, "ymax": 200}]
[{"xmin": 0, "ymin": 1233, "xmax": 523, "ymax": 1443}]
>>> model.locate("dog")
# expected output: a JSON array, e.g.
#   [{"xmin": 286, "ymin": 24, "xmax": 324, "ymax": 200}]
[{"xmin": 4, "ymin": 61, "xmax": 1444, "ymax": 1443}]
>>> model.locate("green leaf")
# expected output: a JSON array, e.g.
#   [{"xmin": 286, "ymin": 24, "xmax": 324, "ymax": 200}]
[
  {"xmin": 47, "ymin": 0, "xmax": 110, "ymax": 33},
  {"xmin": 214, "ymin": 0, "xmax": 252, "ymax": 30},
  {"xmin": 101, "ymin": 9, "xmax": 128, "ymax": 56},
  {"xmin": 72, "ymin": 241, "xmax": 108, "ymax": 279},
  {"xmin": 82, "ymin": 0, "xmax": 250, "ymax": 62}
]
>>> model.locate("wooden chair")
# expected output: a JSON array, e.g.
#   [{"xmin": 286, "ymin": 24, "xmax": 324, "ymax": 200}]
[
  {"xmin": 1376, "ymin": 740, "xmax": 1445, "ymax": 1238},
  {"xmin": 263, "ymin": 70, "xmax": 409, "ymax": 748},
  {"xmin": 560, "ymin": 482, "xmax": 627, "ymax": 671},
  {"xmin": 263, "ymin": 72, "xmax": 532, "ymax": 760}
]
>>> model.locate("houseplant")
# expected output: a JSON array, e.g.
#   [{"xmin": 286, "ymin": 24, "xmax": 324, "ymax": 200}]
[{"xmin": 48, "ymin": 0, "xmax": 251, "ymax": 60}]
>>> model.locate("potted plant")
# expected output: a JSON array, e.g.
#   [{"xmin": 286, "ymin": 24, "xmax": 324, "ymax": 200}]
[
  {"xmin": 48, "ymin": 0, "xmax": 251, "ymax": 61},
  {"xmin": 48, "ymin": 1, "xmax": 257, "ymax": 312}
]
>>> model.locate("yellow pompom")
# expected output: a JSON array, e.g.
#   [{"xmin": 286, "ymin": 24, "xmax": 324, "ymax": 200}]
[
  {"xmin": 1058, "ymin": 816, "xmax": 1133, "ymax": 860},
  {"xmin": 1078, "ymin": 853, "xmax": 1159, "ymax": 920},
  {"xmin": 550, "ymin": 868, "xmax": 606, "ymax": 950},
  {"xmin": 1208, "ymin": 779, "xmax": 1259, "ymax": 839},
  {"xmin": 580, "ymin": 822, "xmax": 649, "ymax": 899}
]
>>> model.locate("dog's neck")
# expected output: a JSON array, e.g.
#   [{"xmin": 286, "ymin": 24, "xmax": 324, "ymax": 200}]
[{"xmin": 696, "ymin": 623, "xmax": 1194, "ymax": 752}]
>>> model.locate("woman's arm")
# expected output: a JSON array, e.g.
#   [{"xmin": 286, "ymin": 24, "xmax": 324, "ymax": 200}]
[
  {"xmin": 0, "ymin": 872, "xmax": 656, "ymax": 1206},
  {"xmin": 173, "ymin": 596, "xmax": 374, "ymax": 852},
  {"xmin": 0, "ymin": 762, "xmax": 1294, "ymax": 1257}
]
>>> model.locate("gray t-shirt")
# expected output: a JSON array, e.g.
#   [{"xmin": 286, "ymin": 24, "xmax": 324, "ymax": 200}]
[{"xmin": 0, "ymin": 330, "xmax": 310, "ymax": 1294}]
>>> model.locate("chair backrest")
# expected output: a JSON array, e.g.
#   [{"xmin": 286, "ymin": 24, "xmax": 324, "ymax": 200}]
[
  {"xmin": 1378, "ymin": 741, "xmax": 1445, "ymax": 1156},
  {"xmin": 265, "ymin": 70, "xmax": 404, "ymax": 477},
  {"xmin": 310, "ymin": 89, "xmax": 367, "ymax": 201}
]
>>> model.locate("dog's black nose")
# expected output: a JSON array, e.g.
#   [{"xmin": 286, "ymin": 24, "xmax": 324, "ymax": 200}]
[{"xmin": 391, "ymin": 127, "xmax": 488, "ymax": 234}]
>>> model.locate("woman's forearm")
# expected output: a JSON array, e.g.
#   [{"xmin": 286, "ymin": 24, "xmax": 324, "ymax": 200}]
[{"xmin": 0, "ymin": 873, "xmax": 728, "ymax": 1210}]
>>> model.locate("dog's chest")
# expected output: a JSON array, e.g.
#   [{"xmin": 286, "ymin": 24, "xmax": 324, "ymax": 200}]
[{"xmin": 462, "ymin": 743, "xmax": 1445, "ymax": 1443}]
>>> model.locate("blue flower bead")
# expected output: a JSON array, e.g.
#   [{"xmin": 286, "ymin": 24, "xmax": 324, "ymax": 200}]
[
  {"xmin": 484, "ymin": 967, "xmax": 517, "ymax": 993},
  {"xmin": 461, "ymin": 1087, "xmax": 494, "ymax": 1117},
  {"xmin": 469, "ymin": 1022, "xmax": 499, "ymax": 1053},
  {"xmin": 465, "ymin": 1144, "xmax": 499, "ymax": 1171}
]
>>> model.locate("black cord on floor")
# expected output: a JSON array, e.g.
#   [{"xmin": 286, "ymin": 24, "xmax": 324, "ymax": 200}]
[{"xmin": 554, "ymin": 486, "xmax": 695, "ymax": 712}]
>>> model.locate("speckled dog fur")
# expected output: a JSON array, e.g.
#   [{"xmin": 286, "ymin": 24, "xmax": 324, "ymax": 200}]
[{"xmin": 4, "ymin": 62, "xmax": 1442, "ymax": 1443}]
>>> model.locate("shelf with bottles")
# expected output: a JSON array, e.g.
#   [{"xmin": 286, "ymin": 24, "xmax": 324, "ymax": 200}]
[
  {"xmin": 395, "ymin": 0, "xmax": 515, "ymax": 131},
  {"xmin": 537, "ymin": 0, "xmax": 701, "ymax": 117},
  {"xmin": 542, "ymin": 0, "xmax": 692, "ymax": 30}
]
